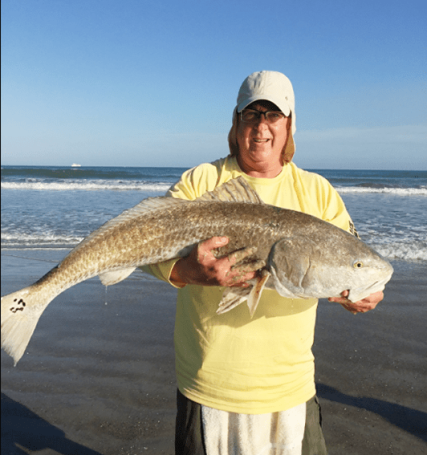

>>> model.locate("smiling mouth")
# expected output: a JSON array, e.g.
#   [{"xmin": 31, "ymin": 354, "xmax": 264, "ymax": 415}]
[{"xmin": 253, "ymin": 139, "xmax": 269, "ymax": 143}]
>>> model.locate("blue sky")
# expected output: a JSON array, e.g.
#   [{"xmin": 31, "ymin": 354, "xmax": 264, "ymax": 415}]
[{"xmin": 1, "ymin": 0, "xmax": 426, "ymax": 170}]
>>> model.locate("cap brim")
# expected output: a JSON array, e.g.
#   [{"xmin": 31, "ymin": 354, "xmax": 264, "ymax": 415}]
[{"xmin": 237, "ymin": 96, "xmax": 291, "ymax": 116}]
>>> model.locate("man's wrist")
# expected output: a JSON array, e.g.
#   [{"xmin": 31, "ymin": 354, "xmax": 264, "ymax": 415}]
[{"xmin": 170, "ymin": 258, "xmax": 187, "ymax": 287}]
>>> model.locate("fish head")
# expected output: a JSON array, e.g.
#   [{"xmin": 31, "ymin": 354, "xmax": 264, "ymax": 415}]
[
  {"xmin": 268, "ymin": 233, "xmax": 394, "ymax": 302},
  {"xmin": 336, "ymin": 244, "xmax": 394, "ymax": 302}
]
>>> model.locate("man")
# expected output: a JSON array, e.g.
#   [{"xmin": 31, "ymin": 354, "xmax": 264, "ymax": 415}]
[{"xmin": 145, "ymin": 70, "xmax": 383, "ymax": 454}]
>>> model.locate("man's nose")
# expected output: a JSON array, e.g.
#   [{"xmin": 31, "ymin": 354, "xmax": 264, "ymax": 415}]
[{"xmin": 254, "ymin": 114, "xmax": 269, "ymax": 128}]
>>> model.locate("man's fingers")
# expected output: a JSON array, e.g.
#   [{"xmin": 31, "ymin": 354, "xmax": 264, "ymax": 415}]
[
  {"xmin": 196, "ymin": 237, "xmax": 229, "ymax": 263},
  {"xmin": 190, "ymin": 238, "xmax": 266, "ymax": 288},
  {"xmin": 200, "ymin": 236, "xmax": 229, "ymax": 250},
  {"xmin": 227, "ymin": 246, "xmax": 258, "ymax": 265},
  {"xmin": 227, "ymin": 271, "xmax": 257, "ymax": 287},
  {"xmin": 231, "ymin": 259, "xmax": 266, "ymax": 274}
]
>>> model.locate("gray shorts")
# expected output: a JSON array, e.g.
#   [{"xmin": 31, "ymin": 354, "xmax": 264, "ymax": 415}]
[{"xmin": 175, "ymin": 390, "xmax": 328, "ymax": 455}]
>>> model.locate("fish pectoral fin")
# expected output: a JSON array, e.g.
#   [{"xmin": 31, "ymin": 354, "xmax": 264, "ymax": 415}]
[
  {"xmin": 98, "ymin": 267, "xmax": 136, "ymax": 286},
  {"xmin": 217, "ymin": 286, "xmax": 252, "ymax": 314},
  {"xmin": 216, "ymin": 271, "xmax": 271, "ymax": 317},
  {"xmin": 247, "ymin": 271, "xmax": 271, "ymax": 318}
]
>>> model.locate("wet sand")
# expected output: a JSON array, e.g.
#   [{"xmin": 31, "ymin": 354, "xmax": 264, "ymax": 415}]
[{"xmin": 1, "ymin": 250, "xmax": 426, "ymax": 455}]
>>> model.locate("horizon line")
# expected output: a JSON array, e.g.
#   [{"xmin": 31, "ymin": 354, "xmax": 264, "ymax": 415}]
[{"xmin": 2, "ymin": 164, "xmax": 426, "ymax": 172}]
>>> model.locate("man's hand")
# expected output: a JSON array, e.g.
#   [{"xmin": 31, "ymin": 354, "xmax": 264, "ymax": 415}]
[
  {"xmin": 328, "ymin": 290, "xmax": 384, "ymax": 314},
  {"xmin": 170, "ymin": 236, "xmax": 265, "ymax": 287}
]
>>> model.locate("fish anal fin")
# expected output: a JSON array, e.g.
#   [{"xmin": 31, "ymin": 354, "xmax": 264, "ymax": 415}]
[
  {"xmin": 99, "ymin": 267, "xmax": 136, "ymax": 286},
  {"xmin": 196, "ymin": 177, "xmax": 264, "ymax": 204}
]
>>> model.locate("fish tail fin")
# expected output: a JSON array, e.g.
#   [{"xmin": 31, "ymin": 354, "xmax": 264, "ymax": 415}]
[{"xmin": 1, "ymin": 287, "xmax": 49, "ymax": 365}]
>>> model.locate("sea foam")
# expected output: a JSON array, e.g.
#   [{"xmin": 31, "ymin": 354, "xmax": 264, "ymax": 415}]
[
  {"xmin": 1, "ymin": 180, "xmax": 171, "ymax": 192},
  {"xmin": 336, "ymin": 186, "xmax": 427, "ymax": 196}
]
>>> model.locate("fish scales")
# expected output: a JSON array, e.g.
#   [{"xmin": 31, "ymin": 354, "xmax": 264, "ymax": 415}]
[
  {"xmin": 1, "ymin": 177, "xmax": 394, "ymax": 364},
  {"xmin": 12, "ymin": 201, "xmax": 281, "ymax": 297}
]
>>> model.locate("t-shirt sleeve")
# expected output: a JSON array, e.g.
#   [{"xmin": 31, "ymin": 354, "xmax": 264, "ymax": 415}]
[
  {"xmin": 166, "ymin": 162, "xmax": 221, "ymax": 200},
  {"xmin": 317, "ymin": 176, "xmax": 359, "ymax": 237},
  {"xmin": 139, "ymin": 259, "xmax": 185, "ymax": 288}
]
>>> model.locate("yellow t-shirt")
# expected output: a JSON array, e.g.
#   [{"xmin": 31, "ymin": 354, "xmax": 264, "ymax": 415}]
[{"xmin": 144, "ymin": 156, "xmax": 354, "ymax": 414}]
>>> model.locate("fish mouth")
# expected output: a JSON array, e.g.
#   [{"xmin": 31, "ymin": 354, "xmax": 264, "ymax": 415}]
[{"xmin": 347, "ymin": 272, "xmax": 393, "ymax": 303}]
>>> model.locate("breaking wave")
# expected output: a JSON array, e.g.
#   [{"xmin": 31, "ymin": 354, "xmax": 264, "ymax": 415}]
[
  {"xmin": 336, "ymin": 185, "xmax": 427, "ymax": 196},
  {"xmin": 1, "ymin": 232, "xmax": 84, "ymax": 249},
  {"xmin": 3, "ymin": 180, "xmax": 426, "ymax": 196},
  {"xmin": 1, "ymin": 180, "xmax": 171, "ymax": 192},
  {"xmin": 371, "ymin": 241, "xmax": 427, "ymax": 262},
  {"xmin": 2, "ymin": 233, "xmax": 426, "ymax": 263}
]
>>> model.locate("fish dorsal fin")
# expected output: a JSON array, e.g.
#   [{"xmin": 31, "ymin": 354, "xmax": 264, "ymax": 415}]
[
  {"xmin": 69, "ymin": 178, "xmax": 260, "ymax": 257},
  {"xmin": 196, "ymin": 177, "xmax": 264, "ymax": 204}
]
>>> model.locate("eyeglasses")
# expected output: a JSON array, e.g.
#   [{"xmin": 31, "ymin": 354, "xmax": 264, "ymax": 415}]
[{"xmin": 240, "ymin": 109, "xmax": 288, "ymax": 124}]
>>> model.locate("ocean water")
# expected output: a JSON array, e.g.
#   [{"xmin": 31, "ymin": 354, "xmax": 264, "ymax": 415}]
[{"xmin": 1, "ymin": 165, "xmax": 427, "ymax": 264}]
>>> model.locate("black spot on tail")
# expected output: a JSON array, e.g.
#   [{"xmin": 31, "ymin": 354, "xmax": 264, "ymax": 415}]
[{"xmin": 10, "ymin": 299, "xmax": 26, "ymax": 313}]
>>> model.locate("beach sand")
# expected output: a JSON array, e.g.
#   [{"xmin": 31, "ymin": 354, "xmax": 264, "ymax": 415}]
[{"xmin": 1, "ymin": 250, "xmax": 426, "ymax": 455}]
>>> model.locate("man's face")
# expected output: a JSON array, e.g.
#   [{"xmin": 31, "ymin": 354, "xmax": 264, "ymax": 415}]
[{"xmin": 236, "ymin": 100, "xmax": 290, "ymax": 169}]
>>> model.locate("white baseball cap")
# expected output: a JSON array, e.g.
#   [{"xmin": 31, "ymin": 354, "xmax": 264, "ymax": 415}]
[{"xmin": 235, "ymin": 70, "xmax": 296, "ymax": 135}]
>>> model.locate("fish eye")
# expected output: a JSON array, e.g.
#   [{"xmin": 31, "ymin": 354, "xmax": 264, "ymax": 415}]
[{"xmin": 353, "ymin": 261, "xmax": 364, "ymax": 269}]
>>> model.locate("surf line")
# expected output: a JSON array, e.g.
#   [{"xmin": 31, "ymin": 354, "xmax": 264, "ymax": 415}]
[{"xmin": 0, "ymin": 253, "xmax": 59, "ymax": 264}]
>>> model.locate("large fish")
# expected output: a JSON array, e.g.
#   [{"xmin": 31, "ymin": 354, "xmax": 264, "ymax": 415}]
[{"xmin": 1, "ymin": 178, "xmax": 393, "ymax": 365}]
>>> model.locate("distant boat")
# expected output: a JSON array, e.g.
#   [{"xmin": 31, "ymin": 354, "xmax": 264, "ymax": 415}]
[{"xmin": 71, "ymin": 164, "xmax": 81, "ymax": 167}]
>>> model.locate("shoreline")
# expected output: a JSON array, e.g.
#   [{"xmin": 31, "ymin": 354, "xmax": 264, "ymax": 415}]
[
  {"xmin": 2, "ymin": 250, "xmax": 426, "ymax": 454},
  {"xmin": 314, "ymin": 259, "xmax": 427, "ymax": 454}
]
